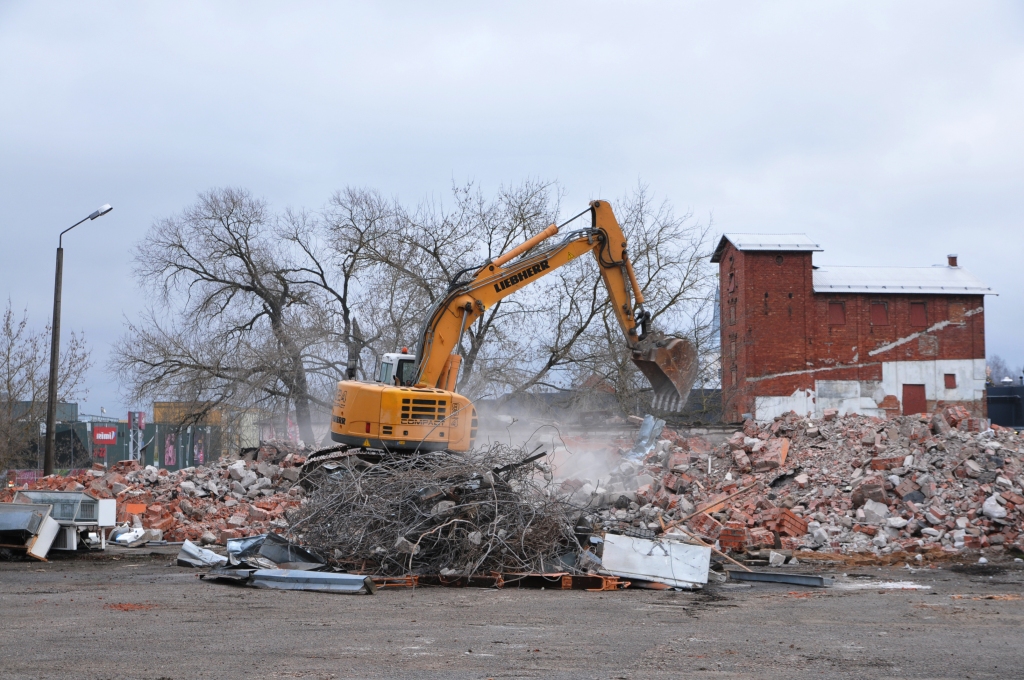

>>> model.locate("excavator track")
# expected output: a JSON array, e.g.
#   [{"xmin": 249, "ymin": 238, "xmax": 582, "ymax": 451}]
[
  {"xmin": 300, "ymin": 445, "xmax": 381, "ymax": 479},
  {"xmin": 299, "ymin": 444, "xmax": 460, "ymax": 488}
]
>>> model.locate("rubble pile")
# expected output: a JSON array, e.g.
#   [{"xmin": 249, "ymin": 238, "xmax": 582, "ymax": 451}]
[
  {"xmin": 290, "ymin": 444, "xmax": 584, "ymax": 577},
  {"xmin": 0, "ymin": 440, "xmax": 308, "ymax": 545},
  {"xmin": 572, "ymin": 407, "xmax": 1024, "ymax": 558}
]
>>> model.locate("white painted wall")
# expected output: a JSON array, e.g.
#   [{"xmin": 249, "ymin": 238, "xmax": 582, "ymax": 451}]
[
  {"xmin": 880, "ymin": 359, "xmax": 986, "ymax": 403},
  {"xmin": 815, "ymin": 380, "xmax": 885, "ymax": 418},
  {"xmin": 751, "ymin": 359, "xmax": 985, "ymax": 422},
  {"xmin": 754, "ymin": 389, "xmax": 815, "ymax": 421}
]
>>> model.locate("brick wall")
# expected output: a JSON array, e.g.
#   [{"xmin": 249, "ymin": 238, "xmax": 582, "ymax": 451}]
[{"xmin": 718, "ymin": 241, "xmax": 986, "ymax": 422}]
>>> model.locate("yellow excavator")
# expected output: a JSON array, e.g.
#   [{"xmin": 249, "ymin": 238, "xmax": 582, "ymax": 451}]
[{"xmin": 319, "ymin": 200, "xmax": 697, "ymax": 458}]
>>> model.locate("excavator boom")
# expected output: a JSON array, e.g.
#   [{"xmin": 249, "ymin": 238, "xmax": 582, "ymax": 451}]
[
  {"xmin": 324, "ymin": 200, "xmax": 697, "ymax": 459},
  {"xmin": 413, "ymin": 200, "xmax": 697, "ymax": 412}
]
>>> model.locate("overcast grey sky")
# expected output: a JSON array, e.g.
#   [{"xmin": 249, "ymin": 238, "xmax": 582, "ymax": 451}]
[{"xmin": 1, "ymin": 2, "xmax": 1022, "ymax": 417}]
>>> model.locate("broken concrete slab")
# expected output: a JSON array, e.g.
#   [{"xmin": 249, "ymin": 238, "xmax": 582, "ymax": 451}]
[{"xmin": 862, "ymin": 499, "xmax": 890, "ymax": 524}]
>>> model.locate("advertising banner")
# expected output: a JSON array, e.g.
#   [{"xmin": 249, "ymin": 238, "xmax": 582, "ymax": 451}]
[{"xmin": 92, "ymin": 426, "xmax": 118, "ymax": 445}]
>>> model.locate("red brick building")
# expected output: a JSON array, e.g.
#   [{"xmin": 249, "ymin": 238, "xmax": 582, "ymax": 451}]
[{"xmin": 712, "ymin": 234, "xmax": 994, "ymax": 422}]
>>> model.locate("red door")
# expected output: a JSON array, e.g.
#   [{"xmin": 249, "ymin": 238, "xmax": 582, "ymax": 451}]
[{"xmin": 902, "ymin": 384, "xmax": 927, "ymax": 415}]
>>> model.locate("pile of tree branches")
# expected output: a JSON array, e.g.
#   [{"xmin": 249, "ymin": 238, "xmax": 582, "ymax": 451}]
[{"xmin": 287, "ymin": 445, "xmax": 587, "ymax": 577}]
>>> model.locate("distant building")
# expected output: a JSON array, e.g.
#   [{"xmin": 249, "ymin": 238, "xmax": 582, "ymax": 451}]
[
  {"xmin": 152, "ymin": 401, "xmax": 223, "ymax": 425},
  {"xmin": 712, "ymin": 235, "xmax": 993, "ymax": 422}
]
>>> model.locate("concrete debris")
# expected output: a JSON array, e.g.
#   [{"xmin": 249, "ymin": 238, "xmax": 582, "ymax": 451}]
[
  {"xmin": 7, "ymin": 407, "xmax": 1021, "ymax": 587},
  {"xmin": 0, "ymin": 440, "xmax": 307, "ymax": 546},
  {"xmin": 563, "ymin": 406, "xmax": 1024, "ymax": 560}
]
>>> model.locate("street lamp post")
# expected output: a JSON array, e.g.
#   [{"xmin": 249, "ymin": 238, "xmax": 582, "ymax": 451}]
[{"xmin": 43, "ymin": 204, "xmax": 113, "ymax": 476}]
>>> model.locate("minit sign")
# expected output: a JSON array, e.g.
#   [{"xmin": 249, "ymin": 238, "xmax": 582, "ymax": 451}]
[{"xmin": 92, "ymin": 426, "xmax": 118, "ymax": 445}]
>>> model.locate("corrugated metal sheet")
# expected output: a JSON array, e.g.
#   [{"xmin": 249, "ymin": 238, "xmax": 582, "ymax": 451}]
[
  {"xmin": 249, "ymin": 569, "xmax": 376, "ymax": 594},
  {"xmin": 712, "ymin": 233, "xmax": 821, "ymax": 261},
  {"xmin": 813, "ymin": 265, "xmax": 994, "ymax": 295}
]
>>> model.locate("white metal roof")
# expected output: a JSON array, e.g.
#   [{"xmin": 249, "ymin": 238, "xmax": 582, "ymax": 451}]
[
  {"xmin": 711, "ymin": 233, "xmax": 821, "ymax": 262},
  {"xmin": 813, "ymin": 265, "xmax": 995, "ymax": 295}
]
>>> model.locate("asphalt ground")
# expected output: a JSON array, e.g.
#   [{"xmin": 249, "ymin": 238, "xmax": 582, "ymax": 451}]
[{"xmin": 1, "ymin": 549, "xmax": 1023, "ymax": 679}]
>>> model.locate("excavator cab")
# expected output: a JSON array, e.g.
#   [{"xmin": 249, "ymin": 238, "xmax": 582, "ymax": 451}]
[
  {"xmin": 330, "ymin": 349, "xmax": 478, "ymax": 454},
  {"xmin": 376, "ymin": 352, "xmax": 418, "ymax": 387}
]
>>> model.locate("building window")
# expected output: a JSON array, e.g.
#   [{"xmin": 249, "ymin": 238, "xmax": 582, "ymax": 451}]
[
  {"xmin": 870, "ymin": 302, "xmax": 888, "ymax": 326},
  {"xmin": 944, "ymin": 374, "xmax": 957, "ymax": 389},
  {"xmin": 727, "ymin": 271, "xmax": 736, "ymax": 293},
  {"xmin": 730, "ymin": 339, "xmax": 737, "ymax": 360},
  {"xmin": 730, "ymin": 366, "xmax": 737, "ymax": 386},
  {"xmin": 910, "ymin": 302, "xmax": 927, "ymax": 327},
  {"xmin": 828, "ymin": 301, "xmax": 846, "ymax": 325},
  {"xmin": 775, "ymin": 255, "xmax": 784, "ymax": 265},
  {"xmin": 729, "ymin": 304, "xmax": 736, "ymax": 325}
]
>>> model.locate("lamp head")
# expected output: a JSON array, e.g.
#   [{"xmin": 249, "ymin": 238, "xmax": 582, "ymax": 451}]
[{"xmin": 89, "ymin": 204, "xmax": 113, "ymax": 220}]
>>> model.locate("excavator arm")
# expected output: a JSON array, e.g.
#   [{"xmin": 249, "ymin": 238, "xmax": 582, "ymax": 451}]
[{"xmin": 413, "ymin": 200, "xmax": 697, "ymax": 412}]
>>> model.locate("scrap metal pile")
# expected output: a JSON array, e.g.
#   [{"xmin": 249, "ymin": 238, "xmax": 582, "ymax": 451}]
[
  {"xmin": 566, "ymin": 406, "xmax": 1024, "ymax": 560},
  {"xmin": 289, "ymin": 444, "xmax": 586, "ymax": 577}
]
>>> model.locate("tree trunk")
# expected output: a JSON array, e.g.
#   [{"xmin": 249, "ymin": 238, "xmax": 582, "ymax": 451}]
[
  {"xmin": 292, "ymin": 392, "xmax": 316, "ymax": 447},
  {"xmin": 272, "ymin": 319, "xmax": 317, "ymax": 446},
  {"xmin": 286, "ymin": 349, "xmax": 316, "ymax": 446}
]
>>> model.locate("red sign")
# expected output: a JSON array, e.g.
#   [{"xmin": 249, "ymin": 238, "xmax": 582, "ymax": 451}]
[
  {"xmin": 93, "ymin": 426, "xmax": 118, "ymax": 445},
  {"xmin": 93, "ymin": 445, "xmax": 106, "ymax": 458}
]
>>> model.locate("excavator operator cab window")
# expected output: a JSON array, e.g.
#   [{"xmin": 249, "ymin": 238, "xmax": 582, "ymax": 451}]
[
  {"xmin": 377, "ymin": 361, "xmax": 393, "ymax": 384},
  {"xmin": 396, "ymin": 359, "xmax": 417, "ymax": 386}
]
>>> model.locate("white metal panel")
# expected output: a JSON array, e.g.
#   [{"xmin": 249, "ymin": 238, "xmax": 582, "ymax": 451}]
[
  {"xmin": 813, "ymin": 265, "xmax": 993, "ymax": 295},
  {"xmin": 26, "ymin": 515, "xmax": 60, "ymax": 560},
  {"xmin": 97, "ymin": 499, "xmax": 116, "ymax": 527},
  {"xmin": 600, "ymin": 534, "xmax": 710, "ymax": 588}
]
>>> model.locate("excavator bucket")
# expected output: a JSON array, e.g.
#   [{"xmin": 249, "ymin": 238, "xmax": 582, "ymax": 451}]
[{"xmin": 632, "ymin": 335, "xmax": 699, "ymax": 413}]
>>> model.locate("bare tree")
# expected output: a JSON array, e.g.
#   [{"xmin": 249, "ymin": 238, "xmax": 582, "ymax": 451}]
[
  {"xmin": 353, "ymin": 179, "xmax": 561, "ymax": 395},
  {"xmin": 988, "ymin": 355, "xmax": 1023, "ymax": 385},
  {"xmin": 0, "ymin": 301, "xmax": 91, "ymax": 470},
  {"xmin": 113, "ymin": 189, "xmax": 348, "ymax": 445}
]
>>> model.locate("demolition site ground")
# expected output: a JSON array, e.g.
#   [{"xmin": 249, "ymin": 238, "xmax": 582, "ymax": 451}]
[{"xmin": 2, "ymin": 550, "xmax": 1023, "ymax": 680}]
